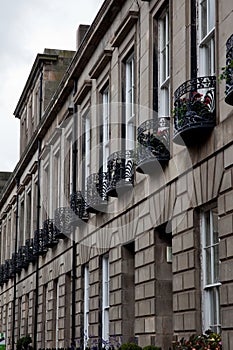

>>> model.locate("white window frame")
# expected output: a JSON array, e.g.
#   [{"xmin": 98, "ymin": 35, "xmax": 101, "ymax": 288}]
[
  {"xmin": 201, "ymin": 207, "xmax": 221, "ymax": 333},
  {"xmin": 102, "ymin": 87, "xmax": 110, "ymax": 173},
  {"xmin": 125, "ymin": 53, "xmax": 135, "ymax": 150},
  {"xmin": 52, "ymin": 146, "xmax": 61, "ymax": 212},
  {"xmin": 198, "ymin": 0, "xmax": 215, "ymax": 76},
  {"xmin": 84, "ymin": 265, "xmax": 89, "ymax": 349},
  {"xmin": 158, "ymin": 9, "xmax": 170, "ymax": 118},
  {"xmin": 84, "ymin": 112, "xmax": 91, "ymax": 187},
  {"xmin": 102, "ymin": 256, "xmax": 110, "ymax": 345}
]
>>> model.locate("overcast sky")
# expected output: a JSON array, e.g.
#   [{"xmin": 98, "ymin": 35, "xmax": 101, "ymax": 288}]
[{"xmin": 0, "ymin": 0, "xmax": 104, "ymax": 172}]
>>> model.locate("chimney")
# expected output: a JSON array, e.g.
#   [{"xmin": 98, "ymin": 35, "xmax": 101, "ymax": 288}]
[{"xmin": 76, "ymin": 25, "xmax": 90, "ymax": 50}]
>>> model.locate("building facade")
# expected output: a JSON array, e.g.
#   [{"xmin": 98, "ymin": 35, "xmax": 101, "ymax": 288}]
[{"xmin": 0, "ymin": 0, "xmax": 233, "ymax": 349}]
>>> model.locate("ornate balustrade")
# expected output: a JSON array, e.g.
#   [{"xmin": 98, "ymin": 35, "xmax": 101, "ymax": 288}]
[
  {"xmin": 0, "ymin": 265, "xmax": 4, "ymax": 286},
  {"xmin": 224, "ymin": 34, "xmax": 233, "ymax": 105},
  {"xmin": 106, "ymin": 150, "xmax": 135, "ymax": 197},
  {"xmin": 54, "ymin": 207, "xmax": 72, "ymax": 237},
  {"xmin": 33, "ymin": 229, "xmax": 47, "ymax": 256},
  {"xmin": 25, "ymin": 239, "xmax": 35, "ymax": 263},
  {"xmin": 173, "ymin": 76, "xmax": 216, "ymax": 145},
  {"xmin": 43, "ymin": 219, "xmax": 59, "ymax": 247},
  {"xmin": 3, "ymin": 261, "xmax": 10, "ymax": 282},
  {"xmin": 17, "ymin": 245, "xmax": 30, "ymax": 269},
  {"xmin": 70, "ymin": 192, "xmax": 89, "ymax": 225},
  {"xmin": 86, "ymin": 172, "xmax": 108, "ymax": 213},
  {"xmin": 136, "ymin": 118, "xmax": 170, "ymax": 174}
]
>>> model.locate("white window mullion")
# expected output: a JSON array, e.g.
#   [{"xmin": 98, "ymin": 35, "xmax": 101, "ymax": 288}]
[
  {"xmin": 85, "ymin": 115, "xmax": 91, "ymax": 186},
  {"xmin": 103, "ymin": 88, "xmax": 110, "ymax": 173},
  {"xmin": 158, "ymin": 9, "xmax": 170, "ymax": 118},
  {"xmin": 125, "ymin": 55, "xmax": 135, "ymax": 151}
]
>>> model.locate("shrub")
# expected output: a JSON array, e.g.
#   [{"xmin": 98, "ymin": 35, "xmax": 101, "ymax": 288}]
[
  {"xmin": 119, "ymin": 343, "xmax": 142, "ymax": 350},
  {"xmin": 143, "ymin": 346, "xmax": 162, "ymax": 350},
  {"xmin": 16, "ymin": 335, "xmax": 32, "ymax": 350}
]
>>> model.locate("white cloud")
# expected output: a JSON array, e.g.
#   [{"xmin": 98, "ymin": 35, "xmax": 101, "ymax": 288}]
[{"xmin": 0, "ymin": 0, "xmax": 104, "ymax": 171}]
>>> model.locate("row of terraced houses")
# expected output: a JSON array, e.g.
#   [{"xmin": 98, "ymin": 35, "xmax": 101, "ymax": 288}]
[{"xmin": 0, "ymin": 0, "xmax": 233, "ymax": 349}]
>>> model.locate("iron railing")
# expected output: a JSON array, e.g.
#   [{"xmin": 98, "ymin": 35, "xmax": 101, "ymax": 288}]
[
  {"xmin": 17, "ymin": 245, "xmax": 30, "ymax": 270},
  {"xmin": 70, "ymin": 192, "xmax": 89, "ymax": 225},
  {"xmin": 106, "ymin": 150, "xmax": 135, "ymax": 197},
  {"xmin": 173, "ymin": 76, "xmax": 216, "ymax": 145},
  {"xmin": 224, "ymin": 34, "xmax": 233, "ymax": 105},
  {"xmin": 54, "ymin": 207, "xmax": 72, "ymax": 237},
  {"xmin": 43, "ymin": 219, "xmax": 59, "ymax": 247},
  {"xmin": 137, "ymin": 118, "xmax": 170, "ymax": 173},
  {"xmin": 25, "ymin": 239, "xmax": 36, "ymax": 263},
  {"xmin": 86, "ymin": 172, "xmax": 108, "ymax": 213},
  {"xmin": 33, "ymin": 229, "xmax": 47, "ymax": 256}
]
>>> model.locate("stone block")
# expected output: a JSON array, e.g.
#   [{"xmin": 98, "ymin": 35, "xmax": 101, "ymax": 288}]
[
  {"xmin": 173, "ymin": 274, "xmax": 183, "ymax": 292},
  {"xmin": 145, "ymin": 317, "xmax": 155, "ymax": 333},
  {"xmin": 224, "ymin": 144, "xmax": 233, "ymax": 169},
  {"xmin": 218, "ymin": 214, "xmax": 233, "ymax": 237},
  {"xmin": 173, "ymin": 313, "xmax": 184, "ymax": 331},
  {"xmin": 183, "ymin": 312, "xmax": 196, "ymax": 331},
  {"xmin": 183, "ymin": 270, "xmax": 195, "ymax": 290}
]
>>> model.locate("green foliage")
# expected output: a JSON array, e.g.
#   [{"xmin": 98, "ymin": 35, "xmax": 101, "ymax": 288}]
[
  {"xmin": 172, "ymin": 331, "xmax": 222, "ymax": 350},
  {"xmin": 143, "ymin": 345, "xmax": 162, "ymax": 350},
  {"xmin": 219, "ymin": 59, "xmax": 233, "ymax": 83},
  {"xmin": 119, "ymin": 343, "xmax": 142, "ymax": 350},
  {"xmin": 16, "ymin": 335, "xmax": 32, "ymax": 350}
]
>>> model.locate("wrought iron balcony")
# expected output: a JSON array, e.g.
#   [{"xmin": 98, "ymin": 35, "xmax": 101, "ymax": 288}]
[
  {"xmin": 106, "ymin": 150, "xmax": 135, "ymax": 197},
  {"xmin": 17, "ymin": 246, "xmax": 29, "ymax": 270},
  {"xmin": 25, "ymin": 239, "xmax": 36, "ymax": 264},
  {"xmin": 33, "ymin": 229, "xmax": 47, "ymax": 256},
  {"xmin": 70, "ymin": 192, "xmax": 89, "ymax": 225},
  {"xmin": 54, "ymin": 207, "xmax": 72, "ymax": 237},
  {"xmin": 8, "ymin": 258, "xmax": 16, "ymax": 278},
  {"xmin": 43, "ymin": 219, "xmax": 59, "ymax": 248},
  {"xmin": 173, "ymin": 76, "xmax": 216, "ymax": 145},
  {"xmin": 0, "ymin": 265, "xmax": 4, "ymax": 286},
  {"xmin": 12, "ymin": 253, "xmax": 21, "ymax": 274},
  {"xmin": 136, "ymin": 118, "xmax": 170, "ymax": 174},
  {"xmin": 224, "ymin": 34, "xmax": 233, "ymax": 105},
  {"xmin": 86, "ymin": 172, "xmax": 108, "ymax": 213},
  {"xmin": 3, "ymin": 261, "xmax": 10, "ymax": 282}
]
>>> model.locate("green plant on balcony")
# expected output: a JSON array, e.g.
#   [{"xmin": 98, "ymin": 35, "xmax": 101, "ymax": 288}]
[
  {"xmin": 172, "ymin": 331, "xmax": 222, "ymax": 350},
  {"xmin": 173, "ymin": 91, "xmax": 212, "ymax": 127},
  {"xmin": 219, "ymin": 59, "xmax": 233, "ymax": 84}
]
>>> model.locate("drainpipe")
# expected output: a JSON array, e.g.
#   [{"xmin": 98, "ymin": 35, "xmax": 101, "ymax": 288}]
[
  {"xmin": 71, "ymin": 101, "xmax": 78, "ymax": 347},
  {"xmin": 190, "ymin": 0, "xmax": 197, "ymax": 79},
  {"xmin": 33, "ymin": 139, "xmax": 42, "ymax": 350},
  {"xmin": 11, "ymin": 177, "xmax": 20, "ymax": 350}
]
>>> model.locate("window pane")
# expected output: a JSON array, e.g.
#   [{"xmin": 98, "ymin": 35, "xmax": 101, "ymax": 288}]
[
  {"xmin": 205, "ymin": 247, "xmax": 211, "ymax": 284},
  {"xmin": 214, "ymin": 245, "xmax": 219, "ymax": 283},
  {"xmin": 208, "ymin": 0, "xmax": 215, "ymax": 32},
  {"xmin": 213, "ymin": 209, "xmax": 218, "ymax": 244},
  {"xmin": 201, "ymin": 0, "xmax": 207, "ymax": 39},
  {"xmin": 204, "ymin": 212, "xmax": 211, "ymax": 247}
]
